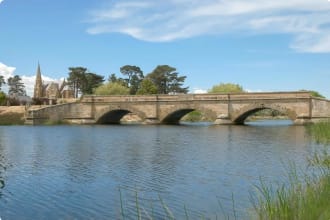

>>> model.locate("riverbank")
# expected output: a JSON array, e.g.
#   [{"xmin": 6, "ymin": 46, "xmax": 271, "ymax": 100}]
[{"xmin": 0, "ymin": 106, "xmax": 26, "ymax": 125}]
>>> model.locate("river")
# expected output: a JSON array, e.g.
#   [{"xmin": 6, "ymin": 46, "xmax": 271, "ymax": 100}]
[{"xmin": 0, "ymin": 121, "xmax": 319, "ymax": 219}]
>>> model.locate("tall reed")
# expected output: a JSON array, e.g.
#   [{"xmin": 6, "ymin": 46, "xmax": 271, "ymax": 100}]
[
  {"xmin": 307, "ymin": 120, "xmax": 330, "ymax": 144},
  {"xmin": 251, "ymin": 121, "xmax": 330, "ymax": 220}
]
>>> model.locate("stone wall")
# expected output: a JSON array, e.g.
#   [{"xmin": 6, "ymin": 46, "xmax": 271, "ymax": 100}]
[
  {"xmin": 312, "ymin": 98, "xmax": 330, "ymax": 119},
  {"xmin": 25, "ymin": 92, "xmax": 330, "ymax": 125}
]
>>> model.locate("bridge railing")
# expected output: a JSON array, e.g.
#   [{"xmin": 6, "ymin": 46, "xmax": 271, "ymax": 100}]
[
  {"xmin": 81, "ymin": 91, "xmax": 312, "ymax": 103},
  {"xmin": 228, "ymin": 92, "xmax": 312, "ymax": 100}
]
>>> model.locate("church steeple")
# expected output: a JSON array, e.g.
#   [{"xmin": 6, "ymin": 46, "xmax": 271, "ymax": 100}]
[{"xmin": 34, "ymin": 62, "xmax": 43, "ymax": 98}]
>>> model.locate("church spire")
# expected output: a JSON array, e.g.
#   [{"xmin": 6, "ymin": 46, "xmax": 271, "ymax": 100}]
[{"xmin": 34, "ymin": 62, "xmax": 43, "ymax": 98}]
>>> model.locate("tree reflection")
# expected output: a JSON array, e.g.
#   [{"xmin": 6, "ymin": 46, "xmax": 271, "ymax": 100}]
[{"xmin": 0, "ymin": 152, "xmax": 7, "ymax": 195}]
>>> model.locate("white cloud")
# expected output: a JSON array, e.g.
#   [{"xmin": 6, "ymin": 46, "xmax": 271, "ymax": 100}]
[
  {"xmin": 87, "ymin": 0, "xmax": 330, "ymax": 52},
  {"xmin": 245, "ymin": 89, "xmax": 263, "ymax": 93},
  {"xmin": 0, "ymin": 62, "xmax": 62, "ymax": 96},
  {"xmin": 0, "ymin": 0, "xmax": 3, "ymax": 4},
  {"xmin": 0, "ymin": 62, "xmax": 16, "ymax": 80},
  {"xmin": 192, "ymin": 88, "xmax": 207, "ymax": 94}
]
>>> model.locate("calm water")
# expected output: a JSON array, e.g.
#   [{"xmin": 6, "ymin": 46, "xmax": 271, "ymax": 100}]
[{"xmin": 0, "ymin": 121, "xmax": 318, "ymax": 219}]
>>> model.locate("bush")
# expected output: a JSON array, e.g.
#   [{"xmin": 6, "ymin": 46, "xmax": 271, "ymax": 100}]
[
  {"xmin": 94, "ymin": 82, "xmax": 130, "ymax": 95},
  {"xmin": 0, "ymin": 92, "xmax": 6, "ymax": 106},
  {"xmin": 208, "ymin": 83, "xmax": 244, "ymax": 93}
]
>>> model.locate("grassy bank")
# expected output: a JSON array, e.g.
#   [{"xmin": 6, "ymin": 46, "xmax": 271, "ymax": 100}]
[
  {"xmin": 251, "ymin": 121, "xmax": 330, "ymax": 220},
  {"xmin": 0, "ymin": 107, "xmax": 25, "ymax": 125},
  {"xmin": 0, "ymin": 112, "xmax": 25, "ymax": 125}
]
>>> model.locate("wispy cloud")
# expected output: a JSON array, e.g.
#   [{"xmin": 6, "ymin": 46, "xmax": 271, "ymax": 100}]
[
  {"xmin": 0, "ymin": 62, "xmax": 62, "ymax": 96},
  {"xmin": 0, "ymin": 0, "xmax": 3, "ymax": 4},
  {"xmin": 87, "ymin": 0, "xmax": 330, "ymax": 53}
]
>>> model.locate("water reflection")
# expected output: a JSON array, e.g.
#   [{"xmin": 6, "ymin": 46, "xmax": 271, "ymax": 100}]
[{"xmin": 0, "ymin": 122, "xmax": 317, "ymax": 219}]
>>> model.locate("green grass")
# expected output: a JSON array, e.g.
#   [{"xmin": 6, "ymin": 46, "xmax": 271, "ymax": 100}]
[
  {"xmin": 251, "ymin": 121, "xmax": 330, "ymax": 220},
  {"xmin": 307, "ymin": 120, "xmax": 330, "ymax": 144},
  {"xmin": 251, "ymin": 171, "xmax": 330, "ymax": 220}
]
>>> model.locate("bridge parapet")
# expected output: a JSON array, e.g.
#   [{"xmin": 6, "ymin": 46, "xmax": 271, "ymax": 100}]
[
  {"xmin": 81, "ymin": 94, "xmax": 230, "ymax": 103},
  {"xmin": 81, "ymin": 91, "xmax": 312, "ymax": 103},
  {"xmin": 25, "ymin": 91, "xmax": 330, "ymax": 125},
  {"xmin": 227, "ymin": 91, "xmax": 311, "ymax": 100}
]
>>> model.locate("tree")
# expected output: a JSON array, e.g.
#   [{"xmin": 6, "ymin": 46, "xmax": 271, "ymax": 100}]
[
  {"xmin": 67, "ymin": 67, "xmax": 104, "ymax": 97},
  {"xmin": 94, "ymin": 82, "xmax": 130, "ymax": 95},
  {"xmin": 208, "ymin": 83, "xmax": 244, "ymax": 93},
  {"xmin": 108, "ymin": 73, "xmax": 128, "ymax": 87},
  {"xmin": 0, "ymin": 75, "xmax": 5, "ymax": 90},
  {"xmin": 108, "ymin": 73, "xmax": 118, "ymax": 83},
  {"xmin": 147, "ymin": 65, "xmax": 189, "ymax": 94},
  {"xmin": 166, "ymin": 71, "xmax": 188, "ymax": 94},
  {"xmin": 81, "ymin": 72, "xmax": 104, "ymax": 95},
  {"xmin": 136, "ymin": 79, "xmax": 158, "ymax": 95},
  {"xmin": 7, "ymin": 75, "xmax": 26, "ymax": 96},
  {"xmin": 67, "ymin": 67, "xmax": 87, "ymax": 98},
  {"xmin": 120, "ymin": 65, "xmax": 144, "ymax": 94}
]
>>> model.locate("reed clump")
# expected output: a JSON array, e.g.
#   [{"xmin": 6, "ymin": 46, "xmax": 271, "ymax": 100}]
[
  {"xmin": 251, "ymin": 121, "xmax": 330, "ymax": 220},
  {"xmin": 307, "ymin": 120, "xmax": 330, "ymax": 144}
]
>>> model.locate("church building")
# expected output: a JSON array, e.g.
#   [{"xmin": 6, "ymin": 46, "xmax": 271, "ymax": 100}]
[{"xmin": 33, "ymin": 63, "xmax": 74, "ymax": 102}]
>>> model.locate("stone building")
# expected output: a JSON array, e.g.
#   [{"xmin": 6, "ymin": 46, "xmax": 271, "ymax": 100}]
[{"xmin": 33, "ymin": 63, "xmax": 74, "ymax": 102}]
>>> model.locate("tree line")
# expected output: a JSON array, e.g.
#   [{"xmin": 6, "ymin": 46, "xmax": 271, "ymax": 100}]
[
  {"xmin": 0, "ymin": 64, "xmax": 326, "ymax": 106},
  {"xmin": 0, "ymin": 64, "xmax": 189, "ymax": 105},
  {"xmin": 67, "ymin": 64, "xmax": 189, "ymax": 97}
]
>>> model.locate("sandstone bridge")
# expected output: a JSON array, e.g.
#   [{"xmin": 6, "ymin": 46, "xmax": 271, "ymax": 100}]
[{"xmin": 25, "ymin": 91, "xmax": 330, "ymax": 125}]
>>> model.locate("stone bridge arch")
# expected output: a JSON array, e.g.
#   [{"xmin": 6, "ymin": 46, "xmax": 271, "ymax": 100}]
[
  {"xmin": 231, "ymin": 103, "xmax": 297, "ymax": 124},
  {"xmin": 95, "ymin": 105, "xmax": 147, "ymax": 124},
  {"xmin": 160, "ymin": 104, "xmax": 219, "ymax": 124}
]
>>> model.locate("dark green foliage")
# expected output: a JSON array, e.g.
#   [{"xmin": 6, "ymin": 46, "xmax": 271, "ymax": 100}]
[
  {"xmin": 0, "ymin": 91, "xmax": 6, "ymax": 106},
  {"xmin": 0, "ymin": 75, "xmax": 5, "ymax": 90},
  {"xmin": 7, "ymin": 75, "xmax": 26, "ymax": 96},
  {"xmin": 120, "ymin": 65, "xmax": 144, "ymax": 95},
  {"xmin": 147, "ymin": 65, "xmax": 189, "ymax": 94},
  {"xmin": 67, "ymin": 67, "xmax": 87, "ymax": 97},
  {"xmin": 67, "ymin": 67, "xmax": 104, "ymax": 97},
  {"xmin": 82, "ymin": 72, "xmax": 105, "ymax": 94},
  {"xmin": 108, "ymin": 73, "xmax": 118, "ymax": 83},
  {"xmin": 108, "ymin": 73, "xmax": 127, "ymax": 86}
]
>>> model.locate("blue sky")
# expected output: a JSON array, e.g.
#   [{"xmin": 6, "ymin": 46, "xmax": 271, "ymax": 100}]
[{"xmin": 0, "ymin": 0, "xmax": 330, "ymax": 97}]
